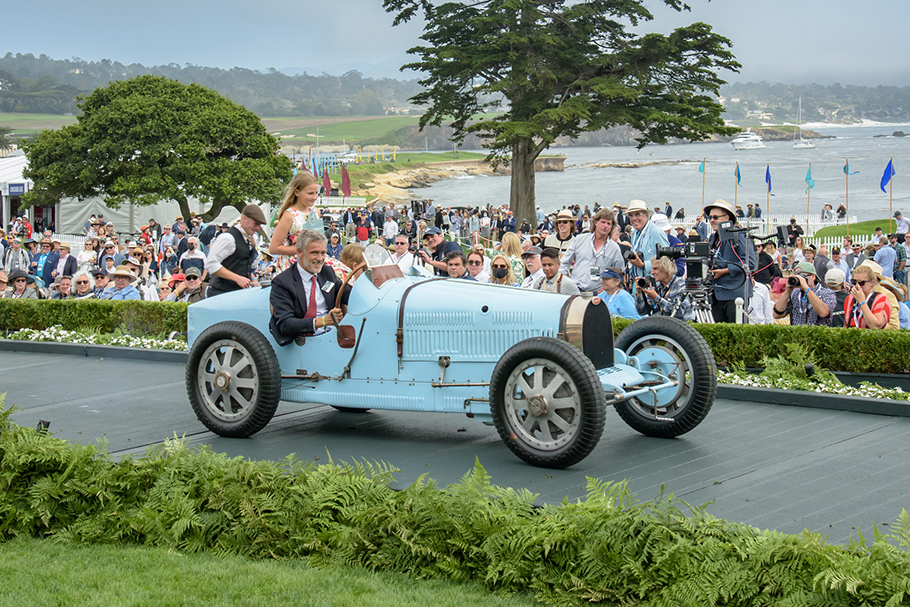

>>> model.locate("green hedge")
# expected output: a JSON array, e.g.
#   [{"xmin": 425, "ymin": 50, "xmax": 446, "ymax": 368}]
[
  {"xmin": 611, "ymin": 318, "xmax": 910, "ymax": 375},
  {"xmin": 0, "ymin": 299, "xmax": 188, "ymax": 336}
]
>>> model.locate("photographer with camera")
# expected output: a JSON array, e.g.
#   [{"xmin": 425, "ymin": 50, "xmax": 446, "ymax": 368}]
[
  {"xmin": 704, "ymin": 199, "xmax": 754, "ymax": 323},
  {"xmin": 634, "ymin": 256, "xmax": 695, "ymax": 321},
  {"xmin": 624, "ymin": 200, "xmax": 669, "ymax": 292},
  {"xmin": 772, "ymin": 262, "xmax": 835, "ymax": 326}
]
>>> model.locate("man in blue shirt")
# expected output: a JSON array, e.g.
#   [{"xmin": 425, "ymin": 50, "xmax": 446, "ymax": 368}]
[
  {"xmin": 873, "ymin": 236, "xmax": 897, "ymax": 279},
  {"xmin": 101, "ymin": 265, "xmax": 141, "ymax": 301}
]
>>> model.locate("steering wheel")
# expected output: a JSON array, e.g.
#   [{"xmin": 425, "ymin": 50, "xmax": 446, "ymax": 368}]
[{"xmin": 335, "ymin": 261, "xmax": 367, "ymax": 310}]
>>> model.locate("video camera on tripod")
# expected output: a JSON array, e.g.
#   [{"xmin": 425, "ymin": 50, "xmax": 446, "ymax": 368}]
[{"xmin": 656, "ymin": 241, "xmax": 713, "ymax": 289}]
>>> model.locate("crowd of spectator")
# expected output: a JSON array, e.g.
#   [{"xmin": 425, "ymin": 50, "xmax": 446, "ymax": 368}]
[{"xmin": 3, "ymin": 197, "xmax": 910, "ymax": 332}]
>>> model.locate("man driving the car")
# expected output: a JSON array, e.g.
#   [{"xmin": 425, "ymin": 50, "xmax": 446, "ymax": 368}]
[{"xmin": 269, "ymin": 230, "xmax": 350, "ymax": 347}]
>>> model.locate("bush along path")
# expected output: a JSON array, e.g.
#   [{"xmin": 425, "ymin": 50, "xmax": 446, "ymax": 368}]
[{"xmin": 2, "ymin": 402, "xmax": 910, "ymax": 606}]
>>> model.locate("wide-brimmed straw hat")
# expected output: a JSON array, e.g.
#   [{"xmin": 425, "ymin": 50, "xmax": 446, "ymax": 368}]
[
  {"xmin": 879, "ymin": 277, "xmax": 904, "ymax": 302},
  {"xmin": 703, "ymin": 198, "xmax": 735, "ymax": 219},
  {"xmin": 555, "ymin": 209, "xmax": 575, "ymax": 222},
  {"xmin": 626, "ymin": 200, "xmax": 650, "ymax": 215},
  {"xmin": 107, "ymin": 265, "xmax": 135, "ymax": 280}
]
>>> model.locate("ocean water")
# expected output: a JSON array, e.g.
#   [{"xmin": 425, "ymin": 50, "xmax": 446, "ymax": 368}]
[{"xmin": 419, "ymin": 124, "xmax": 910, "ymax": 222}]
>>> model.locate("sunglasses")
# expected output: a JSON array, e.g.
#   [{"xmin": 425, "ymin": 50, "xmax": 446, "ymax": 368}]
[
  {"xmin": 467, "ymin": 260, "xmax": 483, "ymax": 266},
  {"xmin": 75, "ymin": 280, "xmax": 89, "ymax": 285},
  {"xmin": 854, "ymin": 280, "xmax": 870, "ymax": 287},
  {"xmin": 186, "ymin": 276, "xmax": 200, "ymax": 281},
  {"xmin": 708, "ymin": 214, "xmax": 727, "ymax": 220},
  {"xmin": 491, "ymin": 264, "xmax": 509, "ymax": 269},
  {"xmin": 14, "ymin": 278, "xmax": 27, "ymax": 283}
]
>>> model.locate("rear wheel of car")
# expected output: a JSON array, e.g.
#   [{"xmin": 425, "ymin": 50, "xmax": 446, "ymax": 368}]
[
  {"xmin": 613, "ymin": 316, "xmax": 716, "ymax": 438},
  {"xmin": 490, "ymin": 337, "xmax": 605, "ymax": 469},
  {"xmin": 186, "ymin": 321, "xmax": 281, "ymax": 438}
]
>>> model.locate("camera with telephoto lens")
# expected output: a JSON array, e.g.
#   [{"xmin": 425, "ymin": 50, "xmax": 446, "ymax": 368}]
[
  {"xmin": 637, "ymin": 276, "xmax": 654, "ymax": 289},
  {"xmin": 787, "ymin": 276, "xmax": 801, "ymax": 288},
  {"xmin": 657, "ymin": 242, "xmax": 712, "ymax": 289}
]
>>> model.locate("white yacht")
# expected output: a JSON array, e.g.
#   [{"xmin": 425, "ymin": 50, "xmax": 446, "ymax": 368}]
[
  {"xmin": 731, "ymin": 129, "xmax": 765, "ymax": 150},
  {"xmin": 793, "ymin": 97, "xmax": 816, "ymax": 149}
]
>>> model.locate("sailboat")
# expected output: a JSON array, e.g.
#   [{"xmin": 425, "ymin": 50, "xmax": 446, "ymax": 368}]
[{"xmin": 793, "ymin": 97, "xmax": 816, "ymax": 149}]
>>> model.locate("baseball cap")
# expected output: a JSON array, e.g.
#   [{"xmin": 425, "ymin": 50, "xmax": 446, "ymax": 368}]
[
  {"xmin": 521, "ymin": 246, "xmax": 542, "ymax": 257},
  {"xmin": 831, "ymin": 246, "xmax": 840, "ymax": 255},
  {"xmin": 184, "ymin": 267, "xmax": 202, "ymax": 278},
  {"xmin": 600, "ymin": 268, "xmax": 622, "ymax": 280},
  {"xmin": 825, "ymin": 268, "xmax": 845, "ymax": 286},
  {"xmin": 423, "ymin": 226, "xmax": 442, "ymax": 237},
  {"xmin": 796, "ymin": 262, "xmax": 816, "ymax": 275}
]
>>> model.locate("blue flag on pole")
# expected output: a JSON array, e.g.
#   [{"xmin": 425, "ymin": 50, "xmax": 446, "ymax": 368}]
[
  {"xmin": 881, "ymin": 159, "xmax": 895, "ymax": 193},
  {"xmin": 765, "ymin": 166, "xmax": 773, "ymax": 195},
  {"xmin": 805, "ymin": 166, "xmax": 815, "ymax": 192},
  {"xmin": 735, "ymin": 163, "xmax": 742, "ymax": 187},
  {"xmin": 843, "ymin": 161, "xmax": 859, "ymax": 176},
  {"xmin": 698, "ymin": 160, "xmax": 705, "ymax": 173}
]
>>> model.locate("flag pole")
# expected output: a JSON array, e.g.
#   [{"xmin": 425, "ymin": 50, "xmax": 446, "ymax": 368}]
[
  {"xmin": 806, "ymin": 163, "xmax": 811, "ymax": 215},
  {"xmin": 845, "ymin": 158, "xmax": 850, "ymax": 237},
  {"xmin": 890, "ymin": 156, "xmax": 894, "ymax": 234},
  {"xmin": 766, "ymin": 163, "xmax": 770, "ymax": 234},
  {"xmin": 734, "ymin": 161, "xmax": 738, "ymax": 208},
  {"xmin": 701, "ymin": 157, "xmax": 706, "ymax": 210}
]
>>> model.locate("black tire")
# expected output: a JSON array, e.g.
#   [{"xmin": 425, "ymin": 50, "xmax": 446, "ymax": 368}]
[
  {"xmin": 330, "ymin": 406, "xmax": 371, "ymax": 413},
  {"xmin": 186, "ymin": 321, "xmax": 281, "ymax": 438},
  {"xmin": 490, "ymin": 337, "xmax": 606, "ymax": 469},
  {"xmin": 613, "ymin": 316, "xmax": 716, "ymax": 438}
]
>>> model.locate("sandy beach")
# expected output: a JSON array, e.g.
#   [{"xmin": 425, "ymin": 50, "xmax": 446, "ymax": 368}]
[{"xmin": 352, "ymin": 160, "xmax": 505, "ymax": 203}]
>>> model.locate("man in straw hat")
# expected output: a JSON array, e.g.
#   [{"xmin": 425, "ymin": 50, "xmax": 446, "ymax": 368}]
[
  {"xmin": 205, "ymin": 204, "xmax": 267, "ymax": 297},
  {"xmin": 624, "ymin": 200, "xmax": 668, "ymax": 290},
  {"xmin": 704, "ymin": 198, "xmax": 755, "ymax": 323},
  {"xmin": 100, "ymin": 265, "xmax": 141, "ymax": 301},
  {"xmin": 544, "ymin": 209, "xmax": 577, "ymax": 259}
]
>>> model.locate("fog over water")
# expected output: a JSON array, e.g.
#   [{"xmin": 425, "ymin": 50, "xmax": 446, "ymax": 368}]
[{"xmin": 420, "ymin": 125, "xmax": 910, "ymax": 223}]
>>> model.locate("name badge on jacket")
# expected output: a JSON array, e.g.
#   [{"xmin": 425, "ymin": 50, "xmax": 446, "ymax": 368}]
[{"xmin": 321, "ymin": 281, "xmax": 335, "ymax": 293}]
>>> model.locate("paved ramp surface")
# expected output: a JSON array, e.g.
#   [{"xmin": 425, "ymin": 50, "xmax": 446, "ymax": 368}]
[{"xmin": 4, "ymin": 350, "xmax": 909, "ymax": 544}]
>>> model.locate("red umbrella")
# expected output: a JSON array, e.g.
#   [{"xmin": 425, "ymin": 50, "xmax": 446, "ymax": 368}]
[{"xmin": 341, "ymin": 165, "xmax": 351, "ymax": 198}]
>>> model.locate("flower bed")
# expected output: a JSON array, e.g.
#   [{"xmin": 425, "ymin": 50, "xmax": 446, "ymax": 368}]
[
  {"xmin": 6, "ymin": 325, "xmax": 187, "ymax": 351},
  {"xmin": 718, "ymin": 370, "xmax": 909, "ymax": 401}
]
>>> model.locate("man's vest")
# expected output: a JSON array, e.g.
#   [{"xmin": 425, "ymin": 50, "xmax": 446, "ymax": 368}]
[{"xmin": 208, "ymin": 227, "xmax": 256, "ymax": 295}]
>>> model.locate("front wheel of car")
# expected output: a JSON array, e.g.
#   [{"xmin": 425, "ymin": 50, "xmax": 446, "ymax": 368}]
[
  {"xmin": 613, "ymin": 316, "xmax": 716, "ymax": 438},
  {"xmin": 186, "ymin": 321, "xmax": 281, "ymax": 438},
  {"xmin": 490, "ymin": 337, "xmax": 606, "ymax": 469}
]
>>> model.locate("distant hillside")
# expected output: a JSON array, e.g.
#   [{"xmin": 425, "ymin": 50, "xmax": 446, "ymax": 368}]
[
  {"xmin": 0, "ymin": 52, "xmax": 423, "ymax": 117},
  {"xmin": 719, "ymin": 82, "xmax": 910, "ymax": 124}
]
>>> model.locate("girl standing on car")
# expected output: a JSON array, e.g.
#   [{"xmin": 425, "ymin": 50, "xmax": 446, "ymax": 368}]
[{"xmin": 270, "ymin": 172, "xmax": 323, "ymax": 272}]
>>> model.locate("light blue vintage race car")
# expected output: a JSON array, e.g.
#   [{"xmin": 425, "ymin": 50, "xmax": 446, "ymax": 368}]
[{"xmin": 186, "ymin": 245, "xmax": 716, "ymax": 468}]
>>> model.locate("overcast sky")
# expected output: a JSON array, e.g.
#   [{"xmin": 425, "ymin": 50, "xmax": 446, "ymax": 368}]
[{"xmin": 5, "ymin": 0, "xmax": 908, "ymax": 86}]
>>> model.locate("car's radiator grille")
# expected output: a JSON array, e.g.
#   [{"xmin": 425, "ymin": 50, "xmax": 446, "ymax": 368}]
[{"xmin": 405, "ymin": 328, "xmax": 555, "ymax": 359}]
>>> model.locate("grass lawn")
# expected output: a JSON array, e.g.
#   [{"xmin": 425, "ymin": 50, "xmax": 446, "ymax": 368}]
[
  {"xmin": 0, "ymin": 112, "xmax": 77, "ymax": 134},
  {"xmin": 273, "ymin": 116, "xmax": 424, "ymax": 144},
  {"xmin": 814, "ymin": 218, "xmax": 898, "ymax": 238},
  {"xmin": 0, "ymin": 537, "xmax": 536, "ymax": 607}
]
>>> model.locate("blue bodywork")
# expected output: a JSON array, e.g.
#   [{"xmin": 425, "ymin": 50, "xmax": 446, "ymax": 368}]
[{"xmin": 188, "ymin": 257, "xmax": 677, "ymax": 423}]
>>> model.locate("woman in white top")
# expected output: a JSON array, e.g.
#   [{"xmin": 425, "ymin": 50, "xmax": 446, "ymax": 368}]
[
  {"xmin": 77, "ymin": 240, "xmax": 97, "ymax": 272},
  {"xmin": 791, "ymin": 237, "xmax": 806, "ymax": 264}
]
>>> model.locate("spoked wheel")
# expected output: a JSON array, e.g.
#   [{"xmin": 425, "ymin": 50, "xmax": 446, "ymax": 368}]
[
  {"xmin": 614, "ymin": 316, "xmax": 716, "ymax": 438},
  {"xmin": 490, "ymin": 337, "xmax": 605, "ymax": 469},
  {"xmin": 186, "ymin": 321, "xmax": 281, "ymax": 437}
]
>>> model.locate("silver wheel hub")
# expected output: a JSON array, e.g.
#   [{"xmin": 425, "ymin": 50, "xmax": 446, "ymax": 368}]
[
  {"xmin": 196, "ymin": 339, "xmax": 261, "ymax": 422},
  {"xmin": 503, "ymin": 358, "xmax": 581, "ymax": 451}
]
